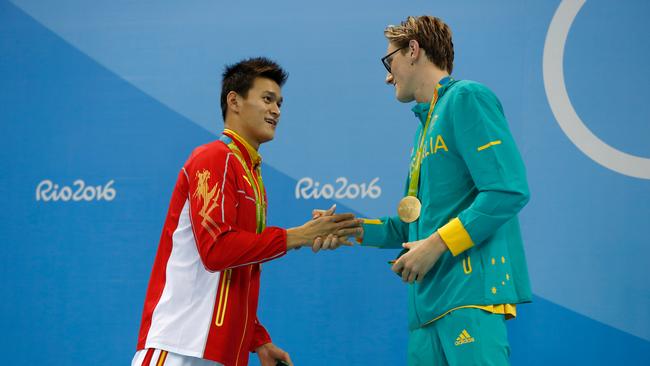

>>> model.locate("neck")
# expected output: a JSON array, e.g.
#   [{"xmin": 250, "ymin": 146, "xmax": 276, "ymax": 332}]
[
  {"xmin": 413, "ymin": 67, "xmax": 450, "ymax": 103},
  {"xmin": 224, "ymin": 120, "xmax": 260, "ymax": 150}
]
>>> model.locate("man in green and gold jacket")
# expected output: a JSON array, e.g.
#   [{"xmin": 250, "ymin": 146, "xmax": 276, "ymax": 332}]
[{"xmin": 360, "ymin": 15, "xmax": 532, "ymax": 365}]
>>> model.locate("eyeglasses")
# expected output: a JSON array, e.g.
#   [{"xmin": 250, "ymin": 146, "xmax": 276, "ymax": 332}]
[{"xmin": 381, "ymin": 47, "xmax": 407, "ymax": 73}]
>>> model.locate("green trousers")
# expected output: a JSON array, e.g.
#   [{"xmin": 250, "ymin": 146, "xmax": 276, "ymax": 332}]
[{"xmin": 408, "ymin": 308, "xmax": 510, "ymax": 366}]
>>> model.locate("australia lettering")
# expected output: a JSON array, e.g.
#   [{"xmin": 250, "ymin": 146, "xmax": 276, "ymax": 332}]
[{"xmin": 411, "ymin": 134, "xmax": 449, "ymax": 167}]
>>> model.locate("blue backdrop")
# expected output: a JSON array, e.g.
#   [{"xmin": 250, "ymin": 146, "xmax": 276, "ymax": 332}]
[{"xmin": 1, "ymin": 0, "xmax": 649, "ymax": 364}]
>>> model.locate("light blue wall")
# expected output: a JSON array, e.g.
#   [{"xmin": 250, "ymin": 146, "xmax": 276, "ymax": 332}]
[{"xmin": 1, "ymin": 0, "xmax": 649, "ymax": 364}]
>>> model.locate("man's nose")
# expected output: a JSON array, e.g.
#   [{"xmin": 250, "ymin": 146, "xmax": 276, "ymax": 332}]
[
  {"xmin": 385, "ymin": 72, "xmax": 394, "ymax": 85},
  {"xmin": 270, "ymin": 103, "xmax": 280, "ymax": 117}
]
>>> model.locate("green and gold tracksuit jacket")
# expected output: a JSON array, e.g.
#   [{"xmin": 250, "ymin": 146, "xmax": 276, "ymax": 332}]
[{"xmin": 362, "ymin": 79, "xmax": 532, "ymax": 330}]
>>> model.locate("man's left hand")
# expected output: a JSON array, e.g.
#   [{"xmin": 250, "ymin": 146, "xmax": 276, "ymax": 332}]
[
  {"xmin": 311, "ymin": 205, "xmax": 361, "ymax": 252},
  {"xmin": 255, "ymin": 342, "xmax": 293, "ymax": 366},
  {"xmin": 391, "ymin": 232, "xmax": 449, "ymax": 283}
]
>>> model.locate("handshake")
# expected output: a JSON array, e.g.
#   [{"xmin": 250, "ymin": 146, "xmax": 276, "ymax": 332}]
[{"xmin": 286, "ymin": 204, "xmax": 364, "ymax": 252}]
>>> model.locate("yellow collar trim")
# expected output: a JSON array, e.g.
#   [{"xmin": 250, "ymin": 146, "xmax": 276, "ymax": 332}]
[{"xmin": 224, "ymin": 128, "xmax": 262, "ymax": 166}]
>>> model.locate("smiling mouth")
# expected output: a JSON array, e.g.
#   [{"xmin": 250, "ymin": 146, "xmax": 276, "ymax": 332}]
[{"xmin": 265, "ymin": 118, "xmax": 278, "ymax": 127}]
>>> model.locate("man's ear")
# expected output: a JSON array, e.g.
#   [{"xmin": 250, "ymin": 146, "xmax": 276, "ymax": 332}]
[
  {"xmin": 226, "ymin": 91, "xmax": 241, "ymax": 114},
  {"xmin": 408, "ymin": 39, "xmax": 422, "ymax": 62}
]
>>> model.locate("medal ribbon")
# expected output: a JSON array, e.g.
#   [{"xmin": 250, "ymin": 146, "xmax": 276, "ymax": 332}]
[
  {"xmin": 229, "ymin": 145, "xmax": 266, "ymax": 233},
  {"xmin": 220, "ymin": 133, "xmax": 266, "ymax": 233},
  {"xmin": 406, "ymin": 82, "xmax": 443, "ymax": 198}
]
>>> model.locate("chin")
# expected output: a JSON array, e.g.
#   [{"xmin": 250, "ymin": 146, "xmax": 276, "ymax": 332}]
[
  {"xmin": 396, "ymin": 93, "xmax": 414, "ymax": 103},
  {"xmin": 260, "ymin": 131, "xmax": 275, "ymax": 143},
  {"xmin": 395, "ymin": 88, "xmax": 414, "ymax": 103}
]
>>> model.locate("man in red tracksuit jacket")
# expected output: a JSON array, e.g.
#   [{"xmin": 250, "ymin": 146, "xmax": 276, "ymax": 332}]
[{"xmin": 132, "ymin": 57, "xmax": 362, "ymax": 366}]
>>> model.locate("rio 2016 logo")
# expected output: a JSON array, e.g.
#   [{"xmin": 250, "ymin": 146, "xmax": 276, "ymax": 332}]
[
  {"xmin": 295, "ymin": 177, "xmax": 381, "ymax": 200},
  {"xmin": 36, "ymin": 179, "xmax": 116, "ymax": 202}
]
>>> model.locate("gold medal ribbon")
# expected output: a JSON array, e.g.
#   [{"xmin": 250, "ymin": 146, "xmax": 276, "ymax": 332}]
[
  {"xmin": 398, "ymin": 81, "xmax": 444, "ymax": 223},
  {"xmin": 407, "ymin": 86, "xmax": 440, "ymax": 196},
  {"xmin": 228, "ymin": 142, "xmax": 266, "ymax": 234}
]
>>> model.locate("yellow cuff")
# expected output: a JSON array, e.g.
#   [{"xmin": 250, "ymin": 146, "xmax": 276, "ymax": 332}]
[
  {"xmin": 438, "ymin": 218, "xmax": 474, "ymax": 256},
  {"xmin": 358, "ymin": 218, "xmax": 382, "ymax": 244}
]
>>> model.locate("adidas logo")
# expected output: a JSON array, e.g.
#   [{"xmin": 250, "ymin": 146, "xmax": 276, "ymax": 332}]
[{"xmin": 454, "ymin": 329, "xmax": 475, "ymax": 346}]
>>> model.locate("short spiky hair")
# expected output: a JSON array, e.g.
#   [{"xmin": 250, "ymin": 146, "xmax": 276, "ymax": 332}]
[
  {"xmin": 384, "ymin": 16, "xmax": 454, "ymax": 74},
  {"xmin": 220, "ymin": 57, "xmax": 288, "ymax": 120}
]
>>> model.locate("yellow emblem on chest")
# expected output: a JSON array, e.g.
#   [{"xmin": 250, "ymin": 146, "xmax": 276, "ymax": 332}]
[{"xmin": 193, "ymin": 169, "xmax": 222, "ymax": 239}]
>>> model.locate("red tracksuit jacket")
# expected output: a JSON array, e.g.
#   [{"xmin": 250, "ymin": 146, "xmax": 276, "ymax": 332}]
[{"xmin": 136, "ymin": 129, "xmax": 287, "ymax": 366}]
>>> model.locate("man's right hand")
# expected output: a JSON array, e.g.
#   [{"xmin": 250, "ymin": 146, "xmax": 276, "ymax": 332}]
[
  {"xmin": 310, "ymin": 205, "xmax": 364, "ymax": 252},
  {"xmin": 286, "ymin": 208, "xmax": 362, "ymax": 251}
]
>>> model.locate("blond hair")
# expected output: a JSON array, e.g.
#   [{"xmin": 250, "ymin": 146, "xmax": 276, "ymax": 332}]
[{"xmin": 384, "ymin": 16, "xmax": 454, "ymax": 73}]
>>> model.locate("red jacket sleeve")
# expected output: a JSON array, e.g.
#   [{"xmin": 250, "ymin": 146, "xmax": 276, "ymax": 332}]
[
  {"xmin": 249, "ymin": 317, "xmax": 272, "ymax": 352},
  {"xmin": 184, "ymin": 143, "xmax": 287, "ymax": 271}
]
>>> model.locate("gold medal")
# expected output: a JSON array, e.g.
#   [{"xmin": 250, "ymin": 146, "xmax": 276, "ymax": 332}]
[
  {"xmin": 396, "ymin": 79, "xmax": 450, "ymax": 224},
  {"xmin": 397, "ymin": 196, "xmax": 421, "ymax": 223}
]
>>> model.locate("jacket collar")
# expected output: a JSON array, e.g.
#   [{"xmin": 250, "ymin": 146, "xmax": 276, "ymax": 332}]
[
  {"xmin": 222, "ymin": 129, "xmax": 262, "ymax": 169},
  {"xmin": 411, "ymin": 76, "xmax": 454, "ymax": 125}
]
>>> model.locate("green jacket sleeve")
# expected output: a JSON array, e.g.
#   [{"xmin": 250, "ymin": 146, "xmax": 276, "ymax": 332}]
[
  {"xmin": 361, "ymin": 216, "xmax": 408, "ymax": 249},
  {"xmin": 438, "ymin": 85, "xmax": 530, "ymax": 256}
]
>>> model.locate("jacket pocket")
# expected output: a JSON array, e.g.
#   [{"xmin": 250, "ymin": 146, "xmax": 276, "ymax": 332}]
[{"xmin": 215, "ymin": 269, "xmax": 232, "ymax": 327}]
